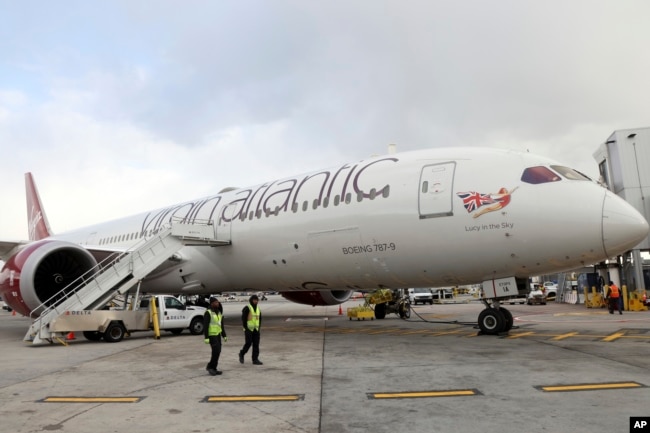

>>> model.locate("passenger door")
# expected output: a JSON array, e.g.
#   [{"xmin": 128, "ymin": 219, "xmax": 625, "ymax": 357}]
[{"xmin": 418, "ymin": 162, "xmax": 456, "ymax": 219}]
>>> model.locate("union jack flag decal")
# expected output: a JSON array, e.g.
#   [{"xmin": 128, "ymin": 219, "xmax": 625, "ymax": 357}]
[{"xmin": 456, "ymin": 191, "xmax": 496, "ymax": 213}]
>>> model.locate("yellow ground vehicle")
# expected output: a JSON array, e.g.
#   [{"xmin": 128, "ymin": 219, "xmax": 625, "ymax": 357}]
[{"xmin": 365, "ymin": 288, "xmax": 411, "ymax": 319}]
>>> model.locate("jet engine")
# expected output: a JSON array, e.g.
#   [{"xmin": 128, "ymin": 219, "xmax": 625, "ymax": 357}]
[
  {"xmin": 280, "ymin": 290, "xmax": 353, "ymax": 306},
  {"xmin": 0, "ymin": 240, "xmax": 98, "ymax": 317}
]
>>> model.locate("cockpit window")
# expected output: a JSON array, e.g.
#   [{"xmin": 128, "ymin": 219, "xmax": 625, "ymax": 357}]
[
  {"xmin": 521, "ymin": 166, "xmax": 562, "ymax": 184},
  {"xmin": 550, "ymin": 165, "xmax": 592, "ymax": 181}
]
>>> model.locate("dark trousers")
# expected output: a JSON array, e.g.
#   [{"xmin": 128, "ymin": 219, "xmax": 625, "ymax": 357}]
[
  {"xmin": 240, "ymin": 329, "xmax": 260, "ymax": 361},
  {"xmin": 207, "ymin": 335, "xmax": 222, "ymax": 370},
  {"xmin": 608, "ymin": 297, "xmax": 622, "ymax": 314}
]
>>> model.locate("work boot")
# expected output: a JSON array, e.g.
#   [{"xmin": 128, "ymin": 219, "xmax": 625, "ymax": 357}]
[
  {"xmin": 253, "ymin": 360, "xmax": 263, "ymax": 365},
  {"xmin": 214, "ymin": 370, "xmax": 223, "ymax": 375},
  {"xmin": 239, "ymin": 352, "xmax": 244, "ymax": 364},
  {"xmin": 619, "ymin": 311, "xmax": 623, "ymax": 315},
  {"xmin": 207, "ymin": 368, "xmax": 218, "ymax": 376}
]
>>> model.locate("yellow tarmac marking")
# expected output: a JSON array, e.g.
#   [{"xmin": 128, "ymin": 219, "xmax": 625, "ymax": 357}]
[
  {"xmin": 205, "ymin": 394, "xmax": 304, "ymax": 402},
  {"xmin": 42, "ymin": 397, "xmax": 142, "ymax": 403},
  {"xmin": 369, "ymin": 389, "xmax": 480, "ymax": 399},
  {"xmin": 395, "ymin": 330, "xmax": 434, "ymax": 335},
  {"xmin": 506, "ymin": 331, "xmax": 535, "ymax": 339},
  {"xmin": 602, "ymin": 331, "xmax": 626, "ymax": 342},
  {"xmin": 276, "ymin": 324, "xmax": 650, "ymax": 342},
  {"xmin": 538, "ymin": 382, "xmax": 644, "ymax": 392},
  {"xmin": 367, "ymin": 329, "xmax": 391, "ymax": 335},
  {"xmin": 427, "ymin": 330, "xmax": 463, "ymax": 337},
  {"xmin": 552, "ymin": 332, "xmax": 579, "ymax": 341}
]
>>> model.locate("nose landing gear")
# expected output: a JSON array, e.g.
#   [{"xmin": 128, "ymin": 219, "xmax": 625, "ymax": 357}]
[{"xmin": 477, "ymin": 300, "xmax": 513, "ymax": 335}]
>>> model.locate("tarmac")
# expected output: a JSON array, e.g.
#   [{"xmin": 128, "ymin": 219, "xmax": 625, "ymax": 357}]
[{"xmin": 0, "ymin": 295, "xmax": 649, "ymax": 433}]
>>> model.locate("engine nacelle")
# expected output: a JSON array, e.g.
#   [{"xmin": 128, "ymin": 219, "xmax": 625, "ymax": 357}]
[
  {"xmin": 0, "ymin": 240, "xmax": 98, "ymax": 317},
  {"xmin": 280, "ymin": 290, "xmax": 353, "ymax": 306}
]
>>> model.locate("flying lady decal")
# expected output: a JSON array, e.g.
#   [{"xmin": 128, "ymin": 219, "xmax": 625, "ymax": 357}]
[{"xmin": 456, "ymin": 187, "xmax": 517, "ymax": 218}]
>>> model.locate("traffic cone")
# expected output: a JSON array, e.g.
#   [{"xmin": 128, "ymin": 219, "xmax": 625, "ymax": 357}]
[
  {"xmin": 338, "ymin": 305, "xmax": 343, "ymax": 315},
  {"xmin": 66, "ymin": 332, "xmax": 76, "ymax": 340}
]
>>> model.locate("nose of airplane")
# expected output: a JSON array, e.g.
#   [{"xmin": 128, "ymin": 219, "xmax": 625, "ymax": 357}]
[{"xmin": 602, "ymin": 190, "xmax": 649, "ymax": 257}]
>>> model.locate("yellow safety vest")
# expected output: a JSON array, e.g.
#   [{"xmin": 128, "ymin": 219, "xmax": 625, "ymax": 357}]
[
  {"xmin": 207, "ymin": 310, "xmax": 223, "ymax": 336},
  {"xmin": 246, "ymin": 304, "xmax": 261, "ymax": 331}
]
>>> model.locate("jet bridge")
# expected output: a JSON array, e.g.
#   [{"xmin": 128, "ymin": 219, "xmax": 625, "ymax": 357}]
[{"xmin": 25, "ymin": 219, "xmax": 229, "ymax": 345}]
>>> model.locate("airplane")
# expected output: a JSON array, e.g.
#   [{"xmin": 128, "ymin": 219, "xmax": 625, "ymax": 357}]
[{"xmin": 1, "ymin": 147, "xmax": 648, "ymax": 335}]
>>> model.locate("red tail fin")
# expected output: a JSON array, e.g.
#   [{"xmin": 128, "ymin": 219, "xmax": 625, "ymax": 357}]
[{"xmin": 25, "ymin": 173, "xmax": 53, "ymax": 240}]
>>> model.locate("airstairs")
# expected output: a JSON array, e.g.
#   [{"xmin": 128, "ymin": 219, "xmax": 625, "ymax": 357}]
[{"xmin": 25, "ymin": 219, "xmax": 228, "ymax": 344}]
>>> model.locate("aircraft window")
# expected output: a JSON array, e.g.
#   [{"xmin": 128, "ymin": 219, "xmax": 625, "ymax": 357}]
[
  {"xmin": 357, "ymin": 192, "xmax": 363, "ymax": 202},
  {"xmin": 521, "ymin": 166, "xmax": 562, "ymax": 184},
  {"xmin": 382, "ymin": 186, "xmax": 390, "ymax": 198},
  {"xmin": 421, "ymin": 181, "xmax": 428, "ymax": 193},
  {"xmin": 256, "ymin": 209, "xmax": 262, "ymax": 219},
  {"xmin": 369, "ymin": 188, "xmax": 377, "ymax": 200},
  {"xmin": 291, "ymin": 203, "xmax": 298, "ymax": 213},
  {"xmin": 274, "ymin": 206, "xmax": 280, "ymax": 215},
  {"xmin": 550, "ymin": 165, "xmax": 592, "ymax": 181},
  {"xmin": 302, "ymin": 201, "xmax": 308, "ymax": 212},
  {"xmin": 312, "ymin": 199, "xmax": 319, "ymax": 210},
  {"xmin": 345, "ymin": 193, "xmax": 352, "ymax": 204},
  {"xmin": 323, "ymin": 197, "xmax": 329, "ymax": 208},
  {"xmin": 334, "ymin": 195, "xmax": 340, "ymax": 206}
]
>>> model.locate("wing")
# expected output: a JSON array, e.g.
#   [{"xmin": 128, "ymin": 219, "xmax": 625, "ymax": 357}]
[{"xmin": 0, "ymin": 240, "xmax": 27, "ymax": 262}]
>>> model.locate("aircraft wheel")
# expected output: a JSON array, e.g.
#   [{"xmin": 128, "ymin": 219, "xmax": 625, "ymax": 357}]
[
  {"xmin": 500, "ymin": 308, "xmax": 513, "ymax": 332},
  {"xmin": 478, "ymin": 308, "xmax": 505, "ymax": 335},
  {"xmin": 103, "ymin": 322, "xmax": 126, "ymax": 343},
  {"xmin": 375, "ymin": 303, "xmax": 386, "ymax": 319}
]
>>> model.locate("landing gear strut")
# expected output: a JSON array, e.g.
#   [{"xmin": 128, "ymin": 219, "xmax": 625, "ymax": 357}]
[{"xmin": 477, "ymin": 300, "xmax": 513, "ymax": 335}]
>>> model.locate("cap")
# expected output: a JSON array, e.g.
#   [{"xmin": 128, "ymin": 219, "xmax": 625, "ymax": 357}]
[
  {"xmin": 209, "ymin": 296, "xmax": 219, "ymax": 303},
  {"xmin": 250, "ymin": 294, "xmax": 259, "ymax": 301}
]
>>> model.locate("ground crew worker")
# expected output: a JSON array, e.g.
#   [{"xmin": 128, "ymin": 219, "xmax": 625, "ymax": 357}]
[
  {"xmin": 606, "ymin": 281, "xmax": 622, "ymax": 315},
  {"xmin": 239, "ymin": 294, "xmax": 263, "ymax": 365},
  {"xmin": 203, "ymin": 297, "xmax": 227, "ymax": 375}
]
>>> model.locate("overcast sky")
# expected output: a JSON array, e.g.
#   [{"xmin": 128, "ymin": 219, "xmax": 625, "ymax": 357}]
[{"xmin": 1, "ymin": 0, "xmax": 649, "ymax": 240}]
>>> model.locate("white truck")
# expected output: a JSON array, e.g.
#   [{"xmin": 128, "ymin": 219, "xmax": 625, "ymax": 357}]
[{"xmin": 48, "ymin": 295, "xmax": 206, "ymax": 343}]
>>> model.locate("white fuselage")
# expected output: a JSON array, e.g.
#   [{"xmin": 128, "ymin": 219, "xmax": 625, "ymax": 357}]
[{"xmin": 49, "ymin": 147, "xmax": 648, "ymax": 295}]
